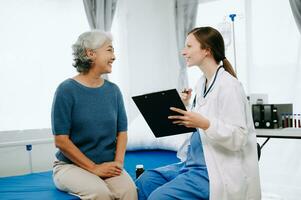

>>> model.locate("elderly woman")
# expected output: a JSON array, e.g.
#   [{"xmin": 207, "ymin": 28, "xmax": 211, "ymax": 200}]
[{"xmin": 51, "ymin": 30, "xmax": 137, "ymax": 200}]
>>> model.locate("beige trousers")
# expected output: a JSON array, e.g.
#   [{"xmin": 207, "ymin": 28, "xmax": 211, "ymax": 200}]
[{"xmin": 53, "ymin": 161, "xmax": 138, "ymax": 200}]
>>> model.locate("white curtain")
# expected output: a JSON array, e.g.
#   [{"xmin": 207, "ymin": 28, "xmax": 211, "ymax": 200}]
[
  {"xmin": 83, "ymin": 0, "xmax": 117, "ymax": 31},
  {"xmin": 174, "ymin": 0, "xmax": 198, "ymax": 91},
  {"xmin": 289, "ymin": 0, "xmax": 301, "ymax": 34},
  {"xmin": 109, "ymin": 0, "xmax": 179, "ymax": 123}
]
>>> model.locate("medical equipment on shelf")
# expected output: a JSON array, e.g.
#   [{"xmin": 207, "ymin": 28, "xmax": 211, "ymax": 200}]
[{"xmin": 252, "ymin": 104, "xmax": 293, "ymax": 129}]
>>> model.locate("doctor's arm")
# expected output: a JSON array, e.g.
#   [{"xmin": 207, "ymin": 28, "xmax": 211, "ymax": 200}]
[
  {"xmin": 203, "ymin": 84, "xmax": 248, "ymax": 151},
  {"xmin": 169, "ymin": 83, "xmax": 248, "ymax": 151}
]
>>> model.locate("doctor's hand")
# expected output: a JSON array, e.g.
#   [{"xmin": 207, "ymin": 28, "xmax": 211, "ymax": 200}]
[
  {"xmin": 91, "ymin": 161, "xmax": 122, "ymax": 178},
  {"xmin": 168, "ymin": 107, "xmax": 210, "ymax": 130},
  {"xmin": 180, "ymin": 88, "xmax": 192, "ymax": 106}
]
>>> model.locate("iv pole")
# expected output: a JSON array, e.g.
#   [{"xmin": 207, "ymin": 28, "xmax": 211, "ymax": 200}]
[{"xmin": 229, "ymin": 14, "xmax": 237, "ymax": 74}]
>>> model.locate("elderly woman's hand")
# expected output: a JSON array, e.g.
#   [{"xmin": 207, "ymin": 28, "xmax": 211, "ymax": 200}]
[
  {"xmin": 168, "ymin": 107, "xmax": 210, "ymax": 130},
  {"xmin": 91, "ymin": 162, "xmax": 123, "ymax": 178}
]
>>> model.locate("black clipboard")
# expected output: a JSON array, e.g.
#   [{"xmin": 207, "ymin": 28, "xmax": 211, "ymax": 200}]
[{"xmin": 132, "ymin": 89, "xmax": 196, "ymax": 137}]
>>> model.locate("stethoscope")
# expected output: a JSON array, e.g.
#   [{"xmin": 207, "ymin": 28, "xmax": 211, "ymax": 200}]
[{"xmin": 192, "ymin": 66, "xmax": 223, "ymax": 108}]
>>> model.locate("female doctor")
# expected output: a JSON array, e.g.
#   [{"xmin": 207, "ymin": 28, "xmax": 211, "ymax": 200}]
[{"xmin": 135, "ymin": 26, "xmax": 261, "ymax": 200}]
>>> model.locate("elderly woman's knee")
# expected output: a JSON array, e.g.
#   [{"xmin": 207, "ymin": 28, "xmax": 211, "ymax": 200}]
[
  {"xmin": 118, "ymin": 183, "xmax": 138, "ymax": 200},
  {"xmin": 86, "ymin": 185, "xmax": 114, "ymax": 200}
]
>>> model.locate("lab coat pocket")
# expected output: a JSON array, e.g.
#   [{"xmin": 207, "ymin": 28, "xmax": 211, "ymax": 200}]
[{"xmin": 223, "ymin": 164, "xmax": 248, "ymax": 199}]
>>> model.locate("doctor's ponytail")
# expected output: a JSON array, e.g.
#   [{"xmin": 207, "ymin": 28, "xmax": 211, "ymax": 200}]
[
  {"xmin": 222, "ymin": 57, "xmax": 237, "ymax": 78},
  {"xmin": 189, "ymin": 27, "xmax": 237, "ymax": 78}
]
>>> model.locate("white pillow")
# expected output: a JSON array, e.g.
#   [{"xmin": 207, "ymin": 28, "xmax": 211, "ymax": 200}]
[{"xmin": 126, "ymin": 114, "xmax": 191, "ymax": 151}]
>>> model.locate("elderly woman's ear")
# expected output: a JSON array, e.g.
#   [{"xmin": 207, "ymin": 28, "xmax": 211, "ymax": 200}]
[{"xmin": 86, "ymin": 49, "xmax": 95, "ymax": 59}]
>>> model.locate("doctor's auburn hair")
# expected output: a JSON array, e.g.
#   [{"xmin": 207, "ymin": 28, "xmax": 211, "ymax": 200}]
[{"xmin": 189, "ymin": 27, "xmax": 237, "ymax": 78}]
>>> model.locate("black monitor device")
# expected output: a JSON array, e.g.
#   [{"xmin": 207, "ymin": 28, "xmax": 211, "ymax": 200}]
[
  {"xmin": 252, "ymin": 103, "xmax": 293, "ymax": 129},
  {"xmin": 252, "ymin": 104, "xmax": 262, "ymax": 128},
  {"xmin": 132, "ymin": 89, "xmax": 196, "ymax": 138}
]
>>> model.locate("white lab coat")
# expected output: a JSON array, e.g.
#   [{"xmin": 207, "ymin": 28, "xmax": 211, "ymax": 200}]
[{"xmin": 177, "ymin": 68, "xmax": 261, "ymax": 200}]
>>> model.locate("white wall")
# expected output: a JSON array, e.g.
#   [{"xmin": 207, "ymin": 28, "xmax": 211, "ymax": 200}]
[
  {"xmin": 0, "ymin": 129, "xmax": 55, "ymax": 177},
  {"xmin": 0, "ymin": 0, "xmax": 89, "ymax": 131}
]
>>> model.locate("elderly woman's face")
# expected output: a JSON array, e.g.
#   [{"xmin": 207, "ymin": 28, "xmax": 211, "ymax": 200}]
[{"xmin": 89, "ymin": 41, "xmax": 115, "ymax": 73}]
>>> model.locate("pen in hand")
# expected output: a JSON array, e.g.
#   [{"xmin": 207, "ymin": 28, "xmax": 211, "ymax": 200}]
[
  {"xmin": 180, "ymin": 88, "xmax": 192, "ymax": 106},
  {"xmin": 182, "ymin": 88, "xmax": 192, "ymax": 94}
]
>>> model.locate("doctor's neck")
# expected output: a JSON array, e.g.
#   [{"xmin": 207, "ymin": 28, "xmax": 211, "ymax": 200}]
[{"xmin": 199, "ymin": 59, "xmax": 220, "ymax": 82}]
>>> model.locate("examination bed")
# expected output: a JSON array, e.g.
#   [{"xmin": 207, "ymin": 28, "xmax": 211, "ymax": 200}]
[{"xmin": 0, "ymin": 149, "xmax": 179, "ymax": 200}]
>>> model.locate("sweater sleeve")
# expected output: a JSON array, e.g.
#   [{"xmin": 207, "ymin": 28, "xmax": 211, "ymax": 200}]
[
  {"xmin": 116, "ymin": 86, "xmax": 128, "ymax": 132},
  {"xmin": 51, "ymin": 84, "xmax": 73, "ymax": 135}
]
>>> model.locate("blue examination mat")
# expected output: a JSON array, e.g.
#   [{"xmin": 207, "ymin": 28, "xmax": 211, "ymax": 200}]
[{"xmin": 0, "ymin": 150, "xmax": 179, "ymax": 200}]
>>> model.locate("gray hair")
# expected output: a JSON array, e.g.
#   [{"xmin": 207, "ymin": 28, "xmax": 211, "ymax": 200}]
[{"xmin": 72, "ymin": 30, "xmax": 113, "ymax": 73}]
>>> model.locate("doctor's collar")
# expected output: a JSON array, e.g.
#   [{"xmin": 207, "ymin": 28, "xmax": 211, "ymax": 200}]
[
  {"xmin": 203, "ymin": 65, "xmax": 223, "ymax": 98},
  {"xmin": 192, "ymin": 65, "xmax": 223, "ymax": 108}
]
